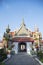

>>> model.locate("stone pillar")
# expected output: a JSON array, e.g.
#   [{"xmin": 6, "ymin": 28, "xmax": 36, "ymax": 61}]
[{"xmin": 27, "ymin": 42, "xmax": 32, "ymax": 55}]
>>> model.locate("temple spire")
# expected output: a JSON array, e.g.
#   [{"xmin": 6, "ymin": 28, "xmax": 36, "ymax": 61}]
[
  {"xmin": 21, "ymin": 18, "xmax": 26, "ymax": 26},
  {"xmin": 6, "ymin": 24, "xmax": 10, "ymax": 33},
  {"xmin": 34, "ymin": 24, "xmax": 39, "ymax": 32},
  {"xmin": 22, "ymin": 18, "xmax": 24, "ymax": 24}
]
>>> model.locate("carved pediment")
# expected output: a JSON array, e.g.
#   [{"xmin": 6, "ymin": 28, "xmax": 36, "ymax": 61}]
[{"xmin": 15, "ymin": 20, "xmax": 31, "ymax": 37}]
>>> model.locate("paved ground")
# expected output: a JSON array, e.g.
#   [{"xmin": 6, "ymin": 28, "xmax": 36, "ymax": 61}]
[{"xmin": 4, "ymin": 53, "xmax": 40, "ymax": 65}]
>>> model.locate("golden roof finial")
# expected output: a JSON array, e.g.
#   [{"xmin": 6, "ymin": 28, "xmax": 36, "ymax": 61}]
[{"xmin": 21, "ymin": 18, "xmax": 26, "ymax": 26}]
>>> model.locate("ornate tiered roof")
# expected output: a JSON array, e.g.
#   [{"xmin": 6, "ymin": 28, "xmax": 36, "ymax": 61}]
[
  {"xmin": 6, "ymin": 20, "xmax": 42, "ymax": 43},
  {"xmin": 14, "ymin": 19, "xmax": 31, "ymax": 37}
]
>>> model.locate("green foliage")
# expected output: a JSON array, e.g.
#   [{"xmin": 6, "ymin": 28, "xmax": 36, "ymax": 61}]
[
  {"xmin": 31, "ymin": 50, "xmax": 37, "ymax": 55},
  {"xmin": 38, "ymin": 51, "xmax": 43, "ymax": 62},
  {"xmin": 0, "ymin": 49, "xmax": 7, "ymax": 62},
  {"xmin": 0, "ymin": 62, "xmax": 5, "ymax": 65},
  {"xmin": 40, "ymin": 59, "xmax": 43, "ymax": 63},
  {"xmin": 38, "ymin": 51, "xmax": 43, "ymax": 58}
]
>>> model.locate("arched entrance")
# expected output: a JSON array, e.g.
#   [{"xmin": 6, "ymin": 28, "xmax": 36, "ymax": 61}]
[{"xmin": 18, "ymin": 42, "xmax": 27, "ymax": 52}]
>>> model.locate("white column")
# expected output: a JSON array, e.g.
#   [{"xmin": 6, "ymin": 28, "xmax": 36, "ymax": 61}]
[
  {"xmin": 27, "ymin": 42, "xmax": 32, "ymax": 55},
  {"xmin": 12, "ymin": 42, "xmax": 18, "ymax": 54}
]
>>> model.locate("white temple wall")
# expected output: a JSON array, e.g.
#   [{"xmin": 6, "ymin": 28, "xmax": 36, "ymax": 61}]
[
  {"xmin": 26, "ymin": 42, "xmax": 32, "ymax": 54},
  {"xmin": 12, "ymin": 42, "xmax": 18, "ymax": 54},
  {"xmin": 12, "ymin": 42, "xmax": 32, "ymax": 54}
]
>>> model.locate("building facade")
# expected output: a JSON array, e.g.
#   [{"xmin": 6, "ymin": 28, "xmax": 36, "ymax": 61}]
[
  {"xmin": 9, "ymin": 21, "xmax": 42, "ymax": 54},
  {"xmin": 2, "ymin": 20, "xmax": 42, "ymax": 54}
]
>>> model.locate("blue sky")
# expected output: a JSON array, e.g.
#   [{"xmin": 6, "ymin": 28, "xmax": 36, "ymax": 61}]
[{"xmin": 0, "ymin": 0, "xmax": 43, "ymax": 40}]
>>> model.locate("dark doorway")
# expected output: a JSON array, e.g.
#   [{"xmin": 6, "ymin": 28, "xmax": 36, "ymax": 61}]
[{"xmin": 18, "ymin": 42, "xmax": 27, "ymax": 52}]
